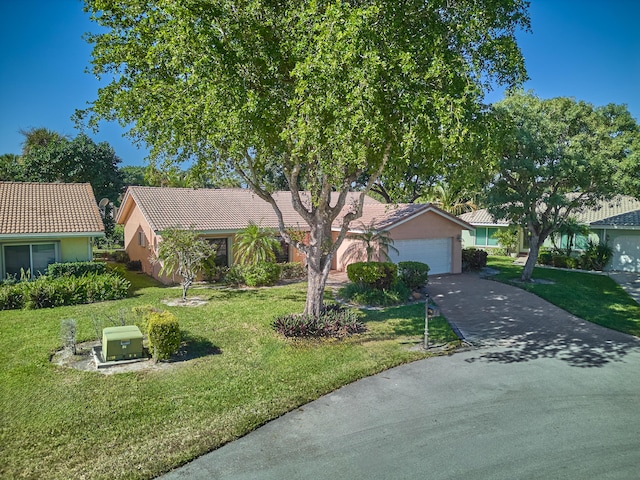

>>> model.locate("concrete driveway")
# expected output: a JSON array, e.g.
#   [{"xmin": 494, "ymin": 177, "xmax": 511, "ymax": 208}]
[{"xmin": 160, "ymin": 274, "xmax": 640, "ymax": 480}]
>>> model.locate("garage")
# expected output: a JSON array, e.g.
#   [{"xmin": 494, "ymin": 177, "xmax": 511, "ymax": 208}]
[
  {"xmin": 388, "ymin": 238, "xmax": 452, "ymax": 275},
  {"xmin": 609, "ymin": 234, "xmax": 640, "ymax": 272}
]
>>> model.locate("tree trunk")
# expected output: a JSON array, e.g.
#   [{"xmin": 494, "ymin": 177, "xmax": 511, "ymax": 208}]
[
  {"xmin": 304, "ymin": 221, "xmax": 333, "ymax": 317},
  {"xmin": 522, "ymin": 235, "xmax": 542, "ymax": 282}
]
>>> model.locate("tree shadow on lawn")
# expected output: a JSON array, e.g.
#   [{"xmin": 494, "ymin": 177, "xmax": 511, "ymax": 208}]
[{"xmin": 169, "ymin": 331, "xmax": 222, "ymax": 362}]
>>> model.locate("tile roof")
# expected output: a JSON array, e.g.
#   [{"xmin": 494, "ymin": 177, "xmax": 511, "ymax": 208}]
[
  {"xmin": 339, "ymin": 203, "xmax": 473, "ymax": 231},
  {"xmin": 458, "ymin": 195, "xmax": 640, "ymax": 228},
  {"xmin": 118, "ymin": 186, "xmax": 382, "ymax": 232},
  {"xmin": 576, "ymin": 195, "xmax": 640, "ymax": 226},
  {"xmin": 458, "ymin": 209, "xmax": 510, "ymax": 226},
  {"xmin": 0, "ymin": 182, "xmax": 105, "ymax": 235}
]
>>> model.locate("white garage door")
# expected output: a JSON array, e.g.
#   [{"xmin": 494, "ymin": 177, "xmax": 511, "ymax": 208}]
[
  {"xmin": 389, "ymin": 238, "xmax": 452, "ymax": 274},
  {"xmin": 610, "ymin": 235, "xmax": 640, "ymax": 272}
]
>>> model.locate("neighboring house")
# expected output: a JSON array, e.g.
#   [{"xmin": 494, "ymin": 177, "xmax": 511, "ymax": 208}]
[
  {"xmin": 0, "ymin": 182, "xmax": 105, "ymax": 279},
  {"xmin": 459, "ymin": 195, "xmax": 640, "ymax": 272},
  {"xmin": 116, "ymin": 186, "xmax": 473, "ymax": 283}
]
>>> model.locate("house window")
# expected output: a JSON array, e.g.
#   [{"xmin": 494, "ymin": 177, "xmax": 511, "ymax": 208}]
[
  {"xmin": 475, "ymin": 227, "xmax": 500, "ymax": 247},
  {"xmin": 207, "ymin": 238, "xmax": 229, "ymax": 267},
  {"xmin": 2, "ymin": 243, "xmax": 57, "ymax": 278},
  {"xmin": 138, "ymin": 231, "xmax": 146, "ymax": 247}
]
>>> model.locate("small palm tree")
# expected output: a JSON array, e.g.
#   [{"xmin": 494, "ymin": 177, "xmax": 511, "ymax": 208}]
[
  {"xmin": 554, "ymin": 217, "xmax": 590, "ymax": 256},
  {"xmin": 351, "ymin": 221, "xmax": 399, "ymax": 262},
  {"xmin": 233, "ymin": 222, "xmax": 282, "ymax": 265}
]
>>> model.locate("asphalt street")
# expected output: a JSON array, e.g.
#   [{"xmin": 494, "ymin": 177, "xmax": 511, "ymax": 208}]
[{"xmin": 161, "ymin": 274, "xmax": 640, "ymax": 480}]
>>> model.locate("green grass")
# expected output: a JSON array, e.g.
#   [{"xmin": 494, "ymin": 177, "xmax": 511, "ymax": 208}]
[
  {"xmin": 487, "ymin": 256, "xmax": 640, "ymax": 337},
  {"xmin": 0, "ymin": 273, "xmax": 458, "ymax": 479}
]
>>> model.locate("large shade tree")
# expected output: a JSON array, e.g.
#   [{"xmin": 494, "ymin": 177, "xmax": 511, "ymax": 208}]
[
  {"xmin": 20, "ymin": 131, "xmax": 123, "ymax": 202},
  {"xmin": 80, "ymin": 0, "xmax": 529, "ymax": 316},
  {"xmin": 486, "ymin": 91, "xmax": 640, "ymax": 281}
]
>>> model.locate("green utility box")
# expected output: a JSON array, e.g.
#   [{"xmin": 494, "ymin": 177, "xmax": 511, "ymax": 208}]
[{"xmin": 102, "ymin": 325, "xmax": 144, "ymax": 361}]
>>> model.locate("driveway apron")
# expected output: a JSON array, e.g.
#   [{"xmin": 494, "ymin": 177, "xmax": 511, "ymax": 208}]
[{"xmin": 427, "ymin": 273, "xmax": 639, "ymax": 366}]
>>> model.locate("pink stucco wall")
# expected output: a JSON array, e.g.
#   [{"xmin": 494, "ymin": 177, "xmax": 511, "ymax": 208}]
[{"xmin": 334, "ymin": 210, "xmax": 465, "ymax": 273}]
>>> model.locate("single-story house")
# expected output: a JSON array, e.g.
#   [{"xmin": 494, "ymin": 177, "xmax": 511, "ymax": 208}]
[
  {"xmin": 459, "ymin": 195, "xmax": 640, "ymax": 272},
  {"xmin": 0, "ymin": 182, "xmax": 105, "ymax": 279},
  {"xmin": 115, "ymin": 186, "xmax": 473, "ymax": 283}
]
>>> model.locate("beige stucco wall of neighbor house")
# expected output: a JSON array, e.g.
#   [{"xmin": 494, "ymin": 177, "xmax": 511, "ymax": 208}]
[
  {"xmin": 122, "ymin": 202, "xmax": 159, "ymax": 278},
  {"xmin": 60, "ymin": 237, "xmax": 93, "ymax": 262}
]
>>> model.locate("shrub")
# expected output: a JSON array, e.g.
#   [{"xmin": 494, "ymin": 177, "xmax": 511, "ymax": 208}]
[
  {"xmin": 126, "ymin": 260, "xmax": 143, "ymax": 271},
  {"xmin": 551, "ymin": 254, "xmax": 569, "ymax": 268},
  {"xmin": 462, "ymin": 248, "xmax": 488, "ymax": 271},
  {"xmin": 346, "ymin": 262, "xmax": 397, "ymax": 290},
  {"xmin": 339, "ymin": 281, "xmax": 411, "ymax": 307},
  {"xmin": 397, "ymin": 261, "xmax": 430, "ymax": 290},
  {"xmin": 0, "ymin": 284, "xmax": 26, "ymax": 310},
  {"xmin": 242, "ymin": 262, "xmax": 282, "ymax": 287},
  {"xmin": 201, "ymin": 257, "xmax": 228, "ymax": 283},
  {"xmin": 224, "ymin": 265, "xmax": 246, "ymax": 285},
  {"xmin": 147, "ymin": 311, "xmax": 181, "ymax": 361},
  {"xmin": 279, "ymin": 262, "xmax": 307, "ymax": 280},
  {"xmin": 581, "ymin": 240, "xmax": 613, "ymax": 271},
  {"xmin": 112, "ymin": 250, "xmax": 130, "ymax": 263},
  {"xmin": 47, "ymin": 261, "xmax": 107, "ymax": 278},
  {"xmin": 566, "ymin": 256, "xmax": 580, "ymax": 269},
  {"xmin": 0, "ymin": 272, "xmax": 130, "ymax": 310},
  {"xmin": 273, "ymin": 305, "xmax": 365, "ymax": 338},
  {"xmin": 537, "ymin": 250, "xmax": 553, "ymax": 266}
]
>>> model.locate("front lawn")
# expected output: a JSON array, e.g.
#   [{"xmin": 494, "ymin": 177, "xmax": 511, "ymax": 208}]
[
  {"xmin": 487, "ymin": 256, "xmax": 640, "ymax": 337},
  {"xmin": 0, "ymin": 276, "xmax": 457, "ymax": 479}
]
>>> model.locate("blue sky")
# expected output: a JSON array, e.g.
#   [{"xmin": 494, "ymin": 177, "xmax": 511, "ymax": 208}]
[{"xmin": 1, "ymin": 1, "xmax": 639, "ymax": 167}]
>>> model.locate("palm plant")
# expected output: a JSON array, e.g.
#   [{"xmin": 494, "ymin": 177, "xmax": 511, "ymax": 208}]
[
  {"xmin": 553, "ymin": 217, "xmax": 590, "ymax": 256},
  {"xmin": 233, "ymin": 222, "xmax": 282, "ymax": 265},
  {"xmin": 420, "ymin": 182, "xmax": 478, "ymax": 215},
  {"xmin": 350, "ymin": 221, "xmax": 399, "ymax": 262}
]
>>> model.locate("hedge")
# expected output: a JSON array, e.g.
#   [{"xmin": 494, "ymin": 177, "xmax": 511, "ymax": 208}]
[
  {"xmin": 0, "ymin": 273, "xmax": 130, "ymax": 310},
  {"xmin": 346, "ymin": 262, "xmax": 397, "ymax": 290},
  {"xmin": 47, "ymin": 261, "xmax": 107, "ymax": 278}
]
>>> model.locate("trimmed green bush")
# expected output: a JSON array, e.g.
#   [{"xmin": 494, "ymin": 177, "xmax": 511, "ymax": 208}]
[
  {"xmin": 243, "ymin": 262, "xmax": 282, "ymax": 286},
  {"xmin": 537, "ymin": 250, "xmax": 553, "ymax": 265},
  {"xmin": 347, "ymin": 262, "xmax": 397, "ymax": 290},
  {"xmin": 580, "ymin": 240, "xmax": 613, "ymax": 271},
  {"xmin": 273, "ymin": 304, "xmax": 365, "ymax": 338},
  {"xmin": 147, "ymin": 311, "xmax": 181, "ymax": 361},
  {"xmin": 47, "ymin": 261, "xmax": 107, "ymax": 278},
  {"xmin": 279, "ymin": 262, "xmax": 306, "ymax": 280},
  {"xmin": 226, "ymin": 262, "xmax": 282, "ymax": 286},
  {"xmin": 462, "ymin": 248, "xmax": 488, "ymax": 271},
  {"xmin": 397, "ymin": 261, "xmax": 430, "ymax": 290}
]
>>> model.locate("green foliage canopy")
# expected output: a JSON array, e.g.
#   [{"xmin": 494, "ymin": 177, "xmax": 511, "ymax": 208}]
[
  {"xmin": 80, "ymin": 0, "xmax": 529, "ymax": 315},
  {"xmin": 486, "ymin": 91, "xmax": 640, "ymax": 281}
]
